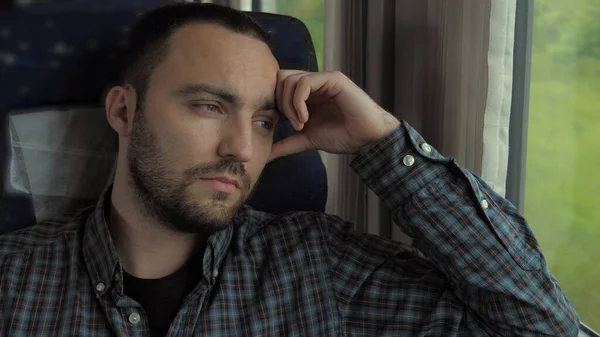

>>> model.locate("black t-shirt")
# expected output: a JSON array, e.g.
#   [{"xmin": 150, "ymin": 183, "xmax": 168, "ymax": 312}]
[{"xmin": 123, "ymin": 252, "xmax": 203, "ymax": 337}]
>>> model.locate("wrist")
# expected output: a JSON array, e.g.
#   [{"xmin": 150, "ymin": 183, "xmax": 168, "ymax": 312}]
[{"xmin": 357, "ymin": 120, "xmax": 402, "ymax": 155}]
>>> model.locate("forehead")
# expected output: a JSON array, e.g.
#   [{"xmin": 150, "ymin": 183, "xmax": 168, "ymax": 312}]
[{"xmin": 149, "ymin": 22, "xmax": 279, "ymax": 98}]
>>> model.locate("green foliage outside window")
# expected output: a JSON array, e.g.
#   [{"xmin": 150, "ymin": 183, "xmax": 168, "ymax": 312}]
[{"xmin": 527, "ymin": 0, "xmax": 600, "ymax": 328}]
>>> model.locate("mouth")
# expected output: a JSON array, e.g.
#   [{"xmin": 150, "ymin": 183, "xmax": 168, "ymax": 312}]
[{"xmin": 199, "ymin": 176, "xmax": 240, "ymax": 194}]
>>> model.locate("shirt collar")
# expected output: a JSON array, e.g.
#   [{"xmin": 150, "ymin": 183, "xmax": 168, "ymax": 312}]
[{"xmin": 82, "ymin": 184, "xmax": 240, "ymax": 295}]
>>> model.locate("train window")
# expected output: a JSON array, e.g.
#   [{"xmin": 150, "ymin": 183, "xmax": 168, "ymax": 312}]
[{"xmin": 525, "ymin": 0, "xmax": 600, "ymax": 330}]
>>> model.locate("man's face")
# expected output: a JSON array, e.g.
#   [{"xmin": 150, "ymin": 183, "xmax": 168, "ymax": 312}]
[{"xmin": 127, "ymin": 23, "xmax": 280, "ymax": 234}]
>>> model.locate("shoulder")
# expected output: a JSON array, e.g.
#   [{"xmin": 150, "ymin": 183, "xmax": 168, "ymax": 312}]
[
  {"xmin": 236, "ymin": 206, "xmax": 356, "ymax": 253},
  {"xmin": 0, "ymin": 213, "xmax": 86, "ymax": 258},
  {"xmin": 240, "ymin": 205, "xmax": 341, "ymax": 236},
  {"xmin": 240, "ymin": 206, "xmax": 409, "ymax": 252}
]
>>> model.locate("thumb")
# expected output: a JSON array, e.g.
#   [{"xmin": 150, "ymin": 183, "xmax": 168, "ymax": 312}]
[{"xmin": 269, "ymin": 133, "xmax": 314, "ymax": 162}]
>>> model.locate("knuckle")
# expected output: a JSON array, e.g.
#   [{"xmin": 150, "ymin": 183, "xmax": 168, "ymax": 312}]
[
  {"xmin": 331, "ymin": 70, "xmax": 346, "ymax": 80},
  {"xmin": 277, "ymin": 70, "xmax": 287, "ymax": 81},
  {"xmin": 283, "ymin": 75, "xmax": 296, "ymax": 88},
  {"xmin": 297, "ymin": 75, "xmax": 310, "ymax": 88}
]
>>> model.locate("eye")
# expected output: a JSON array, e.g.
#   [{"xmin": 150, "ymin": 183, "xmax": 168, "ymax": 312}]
[
  {"xmin": 254, "ymin": 120, "xmax": 275, "ymax": 131},
  {"xmin": 191, "ymin": 103, "xmax": 222, "ymax": 114}
]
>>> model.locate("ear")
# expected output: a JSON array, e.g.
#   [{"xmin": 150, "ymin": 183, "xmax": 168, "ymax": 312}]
[{"xmin": 105, "ymin": 85, "xmax": 138, "ymax": 137}]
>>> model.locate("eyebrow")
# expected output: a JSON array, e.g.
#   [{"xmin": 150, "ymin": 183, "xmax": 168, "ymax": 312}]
[
  {"xmin": 175, "ymin": 83, "xmax": 240, "ymax": 106},
  {"xmin": 258, "ymin": 97, "xmax": 277, "ymax": 112},
  {"xmin": 175, "ymin": 83, "xmax": 277, "ymax": 113}
]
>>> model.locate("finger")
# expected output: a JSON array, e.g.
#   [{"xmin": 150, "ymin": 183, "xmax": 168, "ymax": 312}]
[
  {"xmin": 277, "ymin": 70, "xmax": 307, "ymax": 129},
  {"xmin": 293, "ymin": 76, "xmax": 312, "ymax": 125},
  {"xmin": 276, "ymin": 70, "xmax": 304, "ymax": 114},
  {"xmin": 288, "ymin": 71, "xmax": 339, "ymax": 120},
  {"xmin": 275, "ymin": 71, "xmax": 287, "ymax": 113},
  {"xmin": 269, "ymin": 133, "xmax": 314, "ymax": 162},
  {"xmin": 280, "ymin": 73, "xmax": 306, "ymax": 130},
  {"xmin": 282, "ymin": 73, "xmax": 305, "ymax": 130}
]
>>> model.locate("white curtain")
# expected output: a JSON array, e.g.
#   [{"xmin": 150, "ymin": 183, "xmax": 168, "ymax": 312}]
[{"xmin": 482, "ymin": 0, "xmax": 517, "ymax": 197}]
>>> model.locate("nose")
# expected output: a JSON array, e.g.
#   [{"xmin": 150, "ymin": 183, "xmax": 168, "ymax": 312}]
[{"xmin": 217, "ymin": 116, "xmax": 253, "ymax": 162}]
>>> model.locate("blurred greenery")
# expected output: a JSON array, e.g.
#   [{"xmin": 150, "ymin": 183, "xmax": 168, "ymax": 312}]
[
  {"xmin": 272, "ymin": 0, "xmax": 600, "ymax": 329},
  {"xmin": 527, "ymin": 0, "xmax": 600, "ymax": 329}
]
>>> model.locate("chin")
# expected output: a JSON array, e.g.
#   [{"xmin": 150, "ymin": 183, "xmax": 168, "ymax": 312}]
[
  {"xmin": 172, "ymin": 191, "xmax": 244, "ymax": 232},
  {"xmin": 163, "ymin": 202, "xmax": 236, "ymax": 235}
]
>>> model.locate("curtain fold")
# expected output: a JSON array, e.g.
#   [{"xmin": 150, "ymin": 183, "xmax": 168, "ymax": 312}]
[
  {"xmin": 323, "ymin": 0, "xmax": 515, "ymax": 241},
  {"xmin": 482, "ymin": 0, "xmax": 517, "ymax": 197}
]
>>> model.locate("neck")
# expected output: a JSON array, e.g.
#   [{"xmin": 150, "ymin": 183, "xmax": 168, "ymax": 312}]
[{"xmin": 108, "ymin": 174, "xmax": 203, "ymax": 279}]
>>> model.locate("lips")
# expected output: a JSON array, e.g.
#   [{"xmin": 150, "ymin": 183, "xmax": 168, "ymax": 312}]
[
  {"xmin": 210, "ymin": 177, "xmax": 240, "ymax": 189},
  {"xmin": 199, "ymin": 176, "xmax": 240, "ymax": 194}
]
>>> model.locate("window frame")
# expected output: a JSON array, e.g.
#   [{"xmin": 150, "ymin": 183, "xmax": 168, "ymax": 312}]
[{"xmin": 505, "ymin": 0, "xmax": 533, "ymax": 213}]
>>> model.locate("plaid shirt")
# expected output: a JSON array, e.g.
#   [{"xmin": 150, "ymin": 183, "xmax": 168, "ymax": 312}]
[{"xmin": 1, "ymin": 121, "xmax": 579, "ymax": 336}]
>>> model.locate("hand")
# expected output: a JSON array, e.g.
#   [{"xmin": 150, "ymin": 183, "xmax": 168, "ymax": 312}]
[{"xmin": 271, "ymin": 70, "xmax": 401, "ymax": 161}]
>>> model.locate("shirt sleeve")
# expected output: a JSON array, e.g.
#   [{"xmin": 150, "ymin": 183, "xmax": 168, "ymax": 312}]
[{"xmin": 325, "ymin": 121, "xmax": 580, "ymax": 336}]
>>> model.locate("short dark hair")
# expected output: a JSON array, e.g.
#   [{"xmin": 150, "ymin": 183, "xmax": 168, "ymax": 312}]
[{"xmin": 120, "ymin": 2, "xmax": 274, "ymax": 104}]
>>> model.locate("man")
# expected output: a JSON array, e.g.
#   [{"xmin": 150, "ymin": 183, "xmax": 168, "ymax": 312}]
[{"xmin": 0, "ymin": 3, "xmax": 579, "ymax": 336}]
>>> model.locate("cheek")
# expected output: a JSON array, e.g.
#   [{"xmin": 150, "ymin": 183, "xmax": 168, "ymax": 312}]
[
  {"xmin": 255, "ymin": 134, "xmax": 273, "ymax": 158},
  {"xmin": 160, "ymin": 124, "xmax": 221, "ymax": 170},
  {"xmin": 248, "ymin": 137, "xmax": 272, "ymax": 178}
]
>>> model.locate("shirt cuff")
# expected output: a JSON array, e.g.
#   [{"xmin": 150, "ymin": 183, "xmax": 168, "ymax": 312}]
[{"xmin": 350, "ymin": 120, "xmax": 454, "ymax": 209}]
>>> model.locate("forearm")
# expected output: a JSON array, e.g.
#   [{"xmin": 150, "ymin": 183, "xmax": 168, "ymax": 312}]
[{"xmin": 350, "ymin": 121, "xmax": 580, "ymax": 336}]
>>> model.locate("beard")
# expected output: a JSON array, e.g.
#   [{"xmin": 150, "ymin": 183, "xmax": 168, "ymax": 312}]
[{"xmin": 127, "ymin": 110, "xmax": 253, "ymax": 234}]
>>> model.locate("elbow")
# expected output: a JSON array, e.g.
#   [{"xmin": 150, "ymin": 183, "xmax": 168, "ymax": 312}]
[
  {"xmin": 549, "ymin": 304, "xmax": 580, "ymax": 337},
  {"xmin": 552, "ymin": 323, "xmax": 579, "ymax": 337},
  {"xmin": 557, "ymin": 317, "xmax": 580, "ymax": 337}
]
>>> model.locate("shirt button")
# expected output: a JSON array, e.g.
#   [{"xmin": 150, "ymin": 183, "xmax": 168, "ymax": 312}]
[
  {"xmin": 481, "ymin": 199, "xmax": 489, "ymax": 209},
  {"xmin": 128, "ymin": 312, "xmax": 141, "ymax": 325},
  {"xmin": 212, "ymin": 269, "xmax": 219, "ymax": 278},
  {"xmin": 402, "ymin": 155, "xmax": 415, "ymax": 167},
  {"xmin": 95, "ymin": 283, "xmax": 106, "ymax": 293},
  {"xmin": 421, "ymin": 143, "xmax": 432, "ymax": 153}
]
